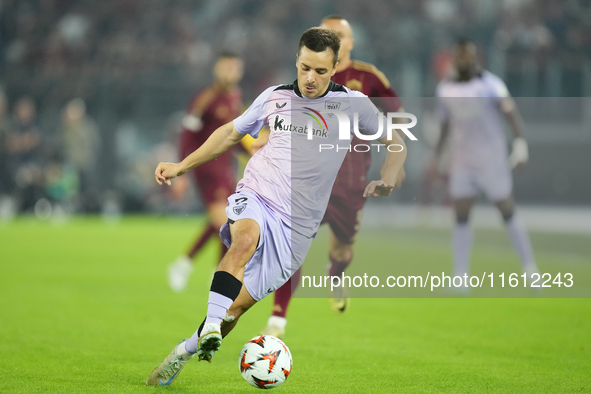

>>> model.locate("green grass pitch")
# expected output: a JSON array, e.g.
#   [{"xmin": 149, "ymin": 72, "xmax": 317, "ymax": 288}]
[{"xmin": 1, "ymin": 216, "xmax": 590, "ymax": 393}]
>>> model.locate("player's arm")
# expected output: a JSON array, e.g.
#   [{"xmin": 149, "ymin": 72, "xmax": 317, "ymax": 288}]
[
  {"xmin": 426, "ymin": 117, "xmax": 450, "ymax": 179},
  {"xmin": 372, "ymin": 72, "xmax": 407, "ymax": 135},
  {"xmin": 378, "ymin": 106, "xmax": 408, "ymax": 188},
  {"xmin": 429, "ymin": 85, "xmax": 451, "ymax": 175},
  {"xmin": 182, "ymin": 88, "xmax": 217, "ymax": 132},
  {"xmin": 155, "ymin": 83, "xmax": 273, "ymax": 184},
  {"xmin": 434, "ymin": 118, "xmax": 450, "ymax": 161},
  {"xmin": 373, "ymin": 73, "xmax": 408, "ymax": 180},
  {"xmin": 500, "ymin": 94, "xmax": 528, "ymax": 170},
  {"xmin": 364, "ymin": 131, "xmax": 407, "ymax": 198},
  {"xmin": 155, "ymin": 121, "xmax": 244, "ymax": 185}
]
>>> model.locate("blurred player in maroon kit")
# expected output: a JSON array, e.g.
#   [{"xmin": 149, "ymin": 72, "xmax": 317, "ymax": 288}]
[
  {"xmin": 168, "ymin": 52, "xmax": 244, "ymax": 292},
  {"xmin": 261, "ymin": 16, "xmax": 404, "ymax": 338}
]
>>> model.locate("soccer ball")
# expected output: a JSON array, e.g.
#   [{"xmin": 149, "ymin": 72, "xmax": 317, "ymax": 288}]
[{"xmin": 239, "ymin": 335, "xmax": 293, "ymax": 389}]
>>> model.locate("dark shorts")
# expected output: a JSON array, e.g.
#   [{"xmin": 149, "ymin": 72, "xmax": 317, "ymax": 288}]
[
  {"xmin": 180, "ymin": 130, "xmax": 236, "ymax": 206},
  {"xmin": 321, "ymin": 190, "xmax": 367, "ymax": 245},
  {"xmin": 191, "ymin": 169, "xmax": 235, "ymax": 206}
]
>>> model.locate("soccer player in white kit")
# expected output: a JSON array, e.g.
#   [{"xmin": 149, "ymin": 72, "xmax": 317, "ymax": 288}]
[
  {"xmin": 146, "ymin": 28, "xmax": 407, "ymax": 386},
  {"xmin": 432, "ymin": 39, "xmax": 539, "ymax": 285}
]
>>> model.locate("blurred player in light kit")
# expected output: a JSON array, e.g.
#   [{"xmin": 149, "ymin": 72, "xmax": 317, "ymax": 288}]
[
  {"xmin": 167, "ymin": 52, "xmax": 244, "ymax": 292},
  {"xmin": 432, "ymin": 39, "xmax": 539, "ymax": 287},
  {"xmin": 260, "ymin": 16, "xmax": 404, "ymax": 339}
]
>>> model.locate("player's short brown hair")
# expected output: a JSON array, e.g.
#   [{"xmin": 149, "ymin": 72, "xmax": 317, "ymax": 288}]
[
  {"xmin": 321, "ymin": 14, "xmax": 346, "ymax": 23},
  {"xmin": 298, "ymin": 27, "xmax": 340, "ymax": 66},
  {"xmin": 217, "ymin": 51, "xmax": 241, "ymax": 60}
]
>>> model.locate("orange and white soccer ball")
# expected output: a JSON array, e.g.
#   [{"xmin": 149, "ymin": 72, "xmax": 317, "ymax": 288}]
[{"xmin": 238, "ymin": 335, "xmax": 293, "ymax": 389}]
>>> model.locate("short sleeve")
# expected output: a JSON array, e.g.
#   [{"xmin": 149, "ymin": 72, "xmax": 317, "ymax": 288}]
[
  {"xmin": 435, "ymin": 83, "xmax": 450, "ymax": 122},
  {"xmin": 371, "ymin": 73, "xmax": 403, "ymax": 112},
  {"xmin": 484, "ymin": 71, "xmax": 510, "ymax": 99},
  {"xmin": 233, "ymin": 86, "xmax": 275, "ymax": 138},
  {"xmin": 351, "ymin": 91, "xmax": 388, "ymax": 140}
]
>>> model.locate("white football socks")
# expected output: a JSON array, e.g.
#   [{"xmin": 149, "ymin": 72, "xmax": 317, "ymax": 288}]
[
  {"xmin": 267, "ymin": 315, "xmax": 287, "ymax": 330},
  {"xmin": 453, "ymin": 223, "xmax": 473, "ymax": 277},
  {"xmin": 506, "ymin": 215, "xmax": 538, "ymax": 273}
]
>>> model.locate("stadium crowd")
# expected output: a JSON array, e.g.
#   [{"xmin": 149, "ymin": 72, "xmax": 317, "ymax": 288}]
[{"xmin": 0, "ymin": 0, "xmax": 589, "ymax": 216}]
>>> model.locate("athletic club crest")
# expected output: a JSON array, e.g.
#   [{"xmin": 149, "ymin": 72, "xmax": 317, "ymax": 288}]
[
  {"xmin": 325, "ymin": 101, "xmax": 341, "ymax": 110},
  {"xmin": 233, "ymin": 205, "xmax": 246, "ymax": 215}
]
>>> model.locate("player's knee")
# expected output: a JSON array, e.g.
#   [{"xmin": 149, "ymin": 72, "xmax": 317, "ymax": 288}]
[
  {"xmin": 331, "ymin": 245, "xmax": 353, "ymax": 262},
  {"xmin": 229, "ymin": 233, "xmax": 258, "ymax": 256},
  {"xmin": 495, "ymin": 198, "xmax": 515, "ymax": 222},
  {"xmin": 500, "ymin": 209, "xmax": 514, "ymax": 222},
  {"xmin": 454, "ymin": 198, "xmax": 475, "ymax": 224},
  {"xmin": 456, "ymin": 212, "xmax": 470, "ymax": 224}
]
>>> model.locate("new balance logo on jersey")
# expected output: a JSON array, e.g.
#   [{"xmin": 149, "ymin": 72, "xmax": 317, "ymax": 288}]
[{"xmin": 276, "ymin": 102, "xmax": 287, "ymax": 109}]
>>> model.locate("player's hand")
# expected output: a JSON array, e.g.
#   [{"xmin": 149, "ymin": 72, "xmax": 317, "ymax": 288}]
[
  {"xmin": 155, "ymin": 162, "xmax": 183, "ymax": 186},
  {"xmin": 509, "ymin": 137, "xmax": 528, "ymax": 172},
  {"xmin": 363, "ymin": 180, "xmax": 395, "ymax": 198}
]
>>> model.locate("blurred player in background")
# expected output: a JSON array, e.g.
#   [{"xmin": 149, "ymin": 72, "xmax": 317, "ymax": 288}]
[
  {"xmin": 0, "ymin": 92, "xmax": 11, "ymax": 202},
  {"xmin": 432, "ymin": 39, "xmax": 539, "ymax": 286},
  {"xmin": 167, "ymin": 52, "xmax": 244, "ymax": 292},
  {"xmin": 260, "ymin": 15, "xmax": 404, "ymax": 338},
  {"xmin": 4, "ymin": 97, "xmax": 44, "ymax": 213}
]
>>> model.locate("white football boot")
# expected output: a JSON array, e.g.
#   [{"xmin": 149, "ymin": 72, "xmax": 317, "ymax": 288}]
[
  {"xmin": 197, "ymin": 323, "xmax": 222, "ymax": 362},
  {"xmin": 168, "ymin": 256, "xmax": 193, "ymax": 292},
  {"xmin": 146, "ymin": 339, "xmax": 194, "ymax": 386}
]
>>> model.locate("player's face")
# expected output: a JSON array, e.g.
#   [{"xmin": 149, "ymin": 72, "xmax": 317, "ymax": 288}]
[
  {"xmin": 320, "ymin": 19, "xmax": 354, "ymax": 60},
  {"xmin": 214, "ymin": 57, "xmax": 244, "ymax": 88},
  {"xmin": 454, "ymin": 44, "xmax": 477, "ymax": 74},
  {"xmin": 296, "ymin": 46, "xmax": 337, "ymax": 98},
  {"xmin": 15, "ymin": 99, "xmax": 35, "ymax": 123}
]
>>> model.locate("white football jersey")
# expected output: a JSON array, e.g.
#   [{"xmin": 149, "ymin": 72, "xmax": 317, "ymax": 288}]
[
  {"xmin": 436, "ymin": 70, "xmax": 510, "ymax": 171},
  {"xmin": 233, "ymin": 80, "xmax": 386, "ymax": 237}
]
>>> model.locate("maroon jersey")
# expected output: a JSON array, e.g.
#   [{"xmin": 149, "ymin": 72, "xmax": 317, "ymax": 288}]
[
  {"xmin": 331, "ymin": 60, "xmax": 402, "ymax": 194},
  {"xmin": 179, "ymin": 84, "xmax": 242, "ymax": 204},
  {"xmin": 180, "ymin": 84, "xmax": 242, "ymax": 158}
]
